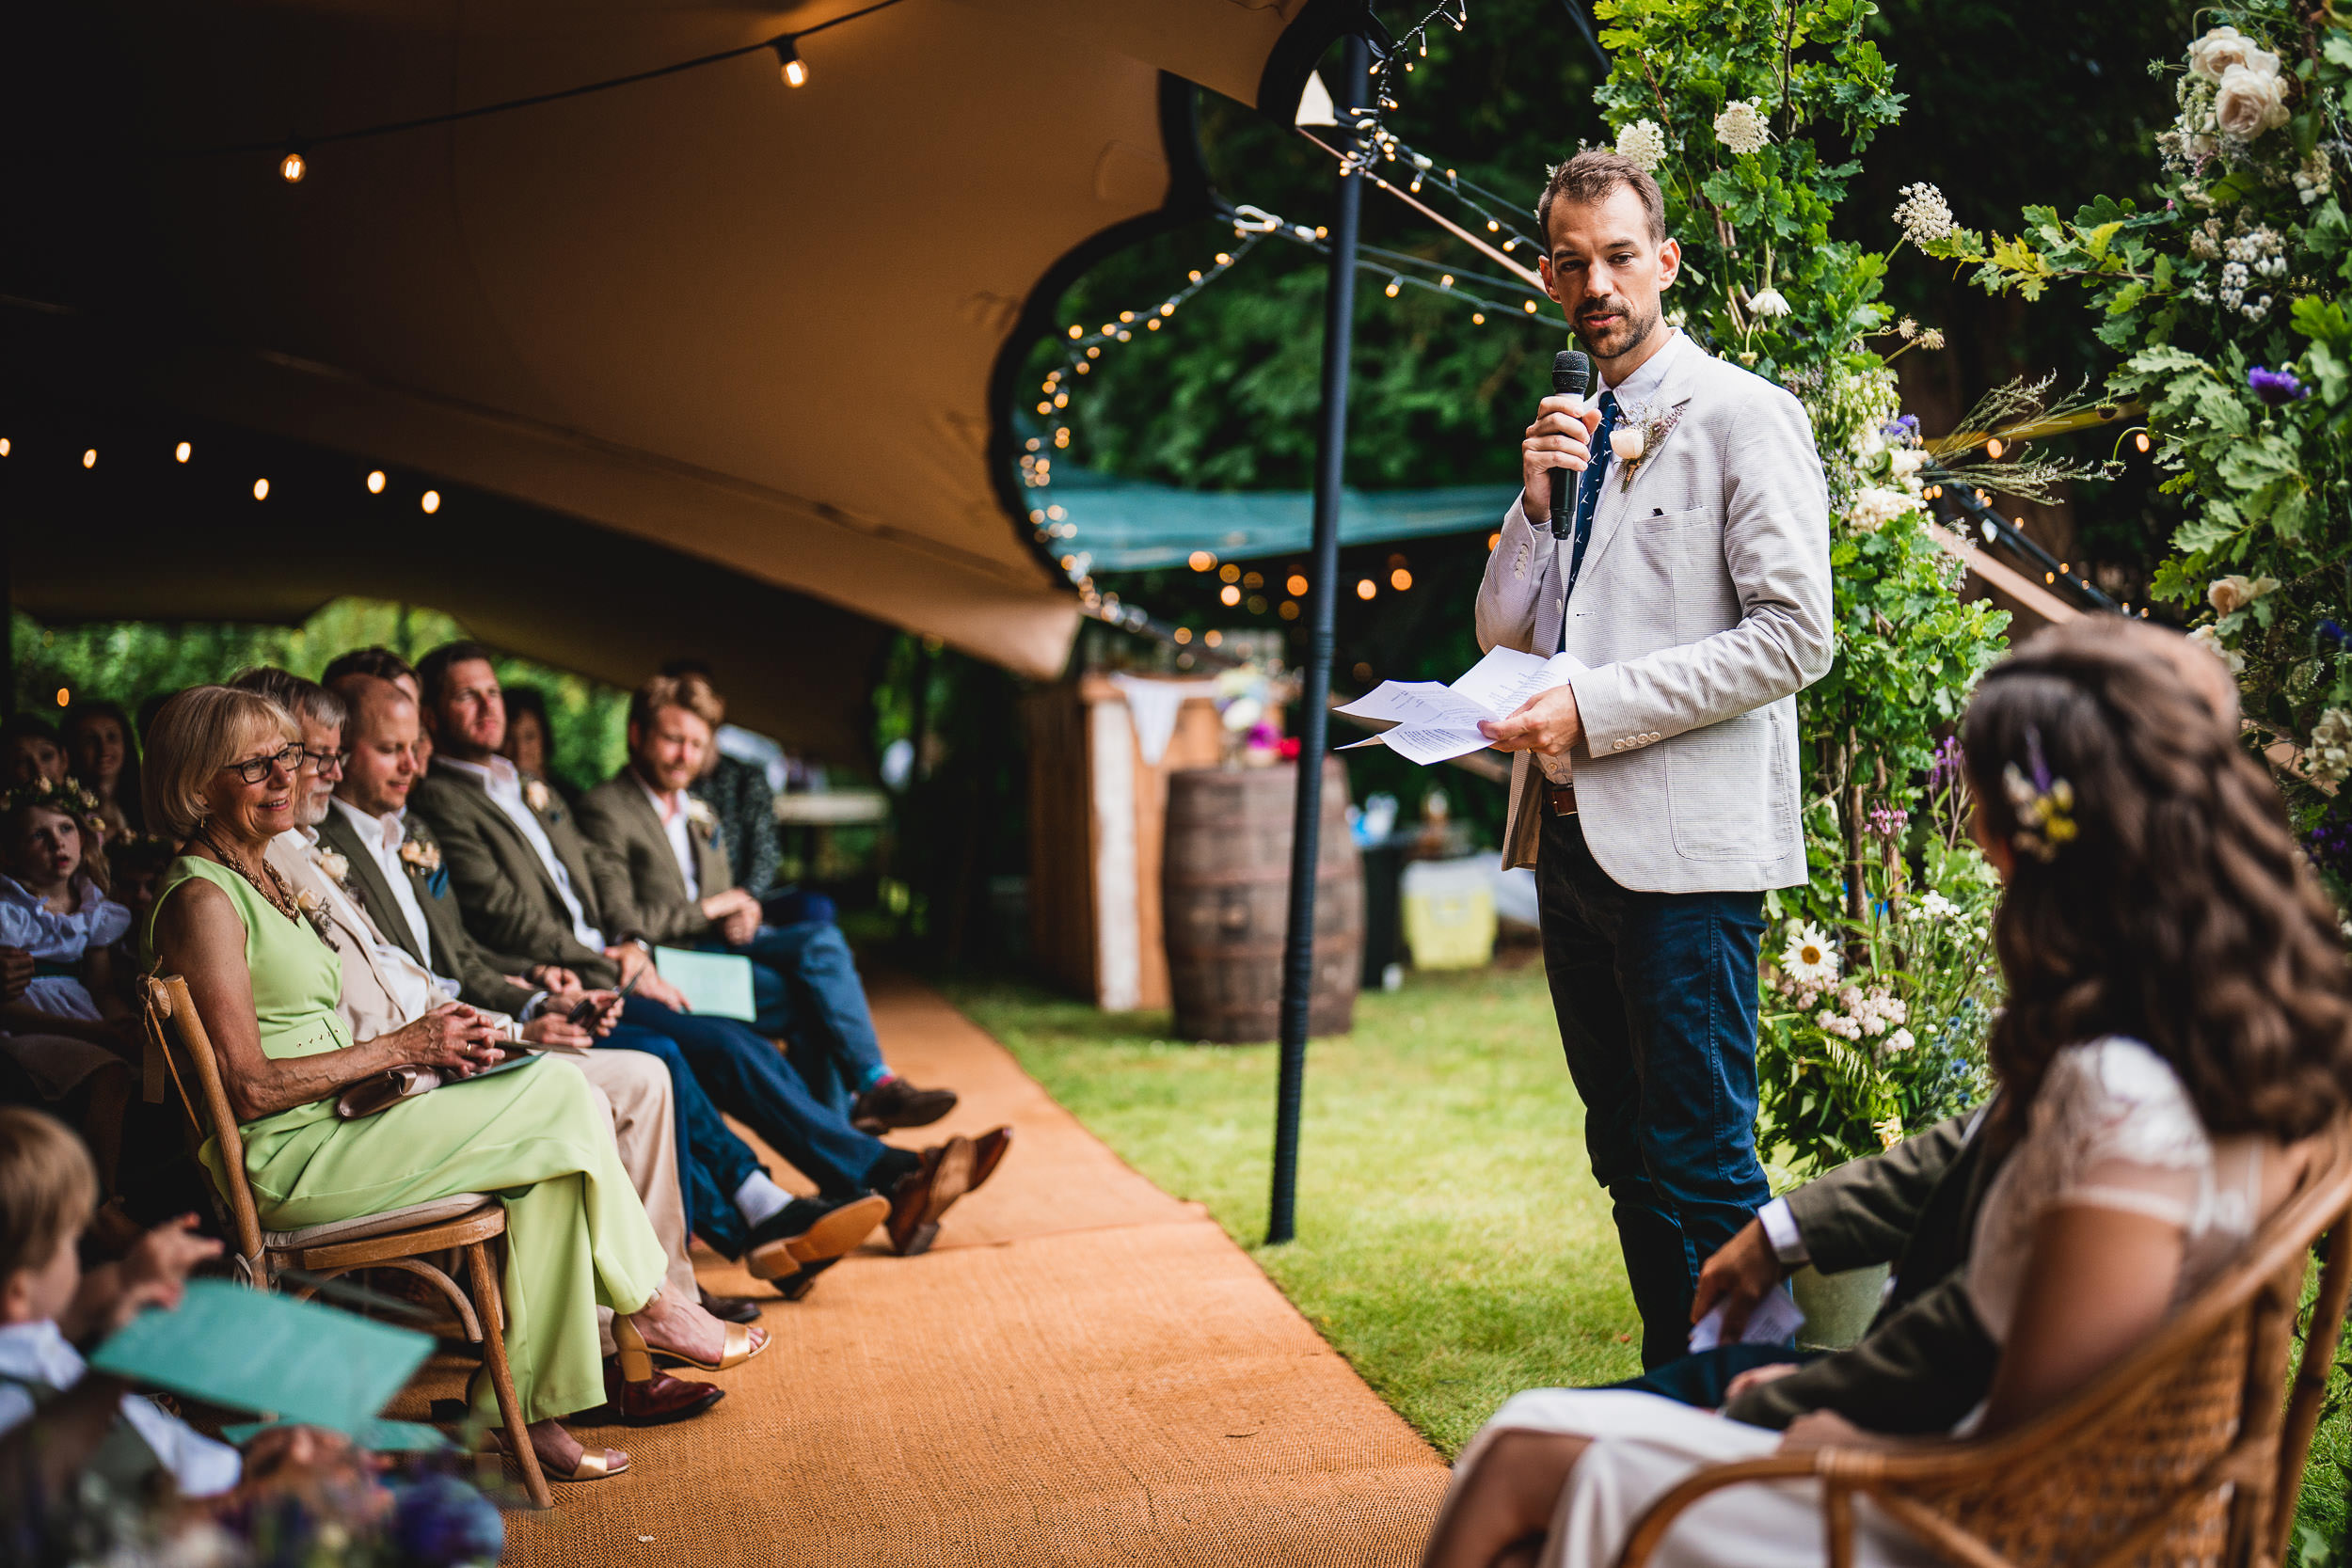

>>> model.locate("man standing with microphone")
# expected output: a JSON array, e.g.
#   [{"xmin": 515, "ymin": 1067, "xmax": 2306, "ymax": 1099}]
[{"xmin": 1474, "ymin": 151, "xmax": 1832, "ymax": 1367}]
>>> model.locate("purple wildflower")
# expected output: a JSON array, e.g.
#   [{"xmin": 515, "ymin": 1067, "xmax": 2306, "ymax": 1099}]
[
  {"xmin": 1867, "ymin": 804, "xmax": 1911, "ymax": 841},
  {"xmin": 1928, "ymin": 736, "xmax": 1965, "ymax": 795},
  {"xmin": 2249, "ymin": 365, "xmax": 2309, "ymax": 406},
  {"xmin": 1882, "ymin": 414, "xmax": 1921, "ymax": 437}
]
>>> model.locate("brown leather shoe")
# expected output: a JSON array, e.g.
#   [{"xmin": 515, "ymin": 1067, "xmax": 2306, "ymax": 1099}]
[
  {"xmin": 851, "ymin": 1075, "xmax": 959, "ymax": 1132},
  {"xmin": 596, "ymin": 1358, "xmax": 724, "ymax": 1427},
  {"xmin": 968, "ymin": 1125, "xmax": 1013, "ymax": 1194},
  {"xmin": 884, "ymin": 1134, "xmax": 975, "ymax": 1257},
  {"xmin": 699, "ymin": 1287, "xmax": 764, "ymax": 1325}
]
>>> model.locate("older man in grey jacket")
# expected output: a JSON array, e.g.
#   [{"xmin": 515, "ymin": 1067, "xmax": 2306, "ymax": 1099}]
[{"xmin": 1475, "ymin": 150, "xmax": 1833, "ymax": 1366}]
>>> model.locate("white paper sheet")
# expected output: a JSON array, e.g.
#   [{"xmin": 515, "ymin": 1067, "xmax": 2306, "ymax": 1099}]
[
  {"xmin": 1685, "ymin": 1287, "xmax": 1807, "ymax": 1353},
  {"xmin": 1339, "ymin": 647, "xmax": 1588, "ymax": 766}
]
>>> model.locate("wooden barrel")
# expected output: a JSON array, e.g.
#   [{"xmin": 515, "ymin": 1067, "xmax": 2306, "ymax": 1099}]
[{"xmin": 1163, "ymin": 761, "xmax": 1361, "ymax": 1044}]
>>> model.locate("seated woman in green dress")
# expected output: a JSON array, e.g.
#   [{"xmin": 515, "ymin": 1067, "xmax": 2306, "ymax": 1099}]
[{"xmin": 143, "ymin": 686, "xmax": 761, "ymax": 1485}]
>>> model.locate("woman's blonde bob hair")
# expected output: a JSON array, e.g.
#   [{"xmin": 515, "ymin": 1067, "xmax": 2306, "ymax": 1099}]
[{"xmin": 142, "ymin": 686, "xmax": 300, "ymax": 843}]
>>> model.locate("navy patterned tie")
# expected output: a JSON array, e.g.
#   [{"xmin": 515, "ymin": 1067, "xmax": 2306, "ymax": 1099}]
[{"xmin": 1564, "ymin": 389, "xmax": 1621, "ymax": 604}]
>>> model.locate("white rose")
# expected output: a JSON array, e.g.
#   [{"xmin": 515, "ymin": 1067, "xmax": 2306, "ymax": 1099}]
[
  {"xmin": 1610, "ymin": 424, "xmax": 1646, "ymax": 462},
  {"xmin": 2214, "ymin": 63, "xmax": 2290, "ymax": 139},
  {"xmin": 2188, "ymin": 25, "xmax": 2278, "ymax": 85},
  {"xmin": 2206, "ymin": 573, "xmax": 2279, "ymax": 614},
  {"xmin": 2185, "ymin": 624, "xmax": 2247, "ymax": 676},
  {"xmin": 1888, "ymin": 447, "xmax": 1930, "ymax": 479}
]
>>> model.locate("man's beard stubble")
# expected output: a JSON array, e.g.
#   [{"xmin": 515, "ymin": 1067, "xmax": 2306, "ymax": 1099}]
[{"xmin": 1573, "ymin": 295, "xmax": 1661, "ymax": 366}]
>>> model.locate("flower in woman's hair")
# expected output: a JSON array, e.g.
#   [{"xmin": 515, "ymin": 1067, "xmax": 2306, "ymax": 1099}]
[
  {"xmin": 2206, "ymin": 573, "xmax": 2280, "ymax": 614},
  {"xmin": 2214, "ymin": 62, "xmax": 2291, "ymax": 139},
  {"xmin": 2247, "ymin": 366, "xmax": 2308, "ymax": 406},
  {"xmin": 2001, "ymin": 729, "xmax": 2078, "ymax": 862},
  {"xmin": 2185, "ymin": 624, "xmax": 2246, "ymax": 675},
  {"xmin": 1615, "ymin": 119, "xmax": 1668, "ymax": 172},
  {"xmin": 1747, "ymin": 286, "xmax": 1792, "ymax": 319},
  {"xmin": 1713, "ymin": 99, "xmax": 1772, "ymax": 156},
  {"xmin": 2188, "ymin": 25, "xmax": 2278, "ymax": 86},
  {"xmin": 1781, "ymin": 922, "xmax": 1840, "ymax": 990},
  {"xmin": 1892, "ymin": 182, "xmax": 1954, "ymax": 246},
  {"xmin": 1884, "ymin": 1027, "xmax": 1917, "ymax": 1054}
]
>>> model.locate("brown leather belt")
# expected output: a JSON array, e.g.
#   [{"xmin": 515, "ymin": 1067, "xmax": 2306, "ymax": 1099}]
[{"xmin": 1544, "ymin": 782, "xmax": 1579, "ymax": 816}]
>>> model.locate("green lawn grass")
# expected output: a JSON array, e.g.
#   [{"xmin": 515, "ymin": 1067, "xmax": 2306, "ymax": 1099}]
[
  {"xmin": 945, "ymin": 957, "xmax": 2352, "ymax": 1547},
  {"xmin": 944, "ymin": 954, "xmax": 1643, "ymax": 1458}
]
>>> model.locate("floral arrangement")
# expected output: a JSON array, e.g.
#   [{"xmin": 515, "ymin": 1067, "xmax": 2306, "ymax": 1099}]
[
  {"xmin": 1589, "ymin": 0, "xmax": 2011, "ymax": 1171},
  {"xmin": 1922, "ymin": 5, "xmax": 2352, "ymax": 821},
  {"xmin": 1756, "ymin": 741, "xmax": 2000, "ymax": 1181}
]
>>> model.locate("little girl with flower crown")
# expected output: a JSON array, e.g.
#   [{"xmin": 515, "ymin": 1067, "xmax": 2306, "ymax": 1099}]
[{"xmin": 0, "ymin": 783, "xmax": 138, "ymax": 1178}]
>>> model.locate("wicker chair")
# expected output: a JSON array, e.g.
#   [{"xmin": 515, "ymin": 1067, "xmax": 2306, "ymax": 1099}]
[
  {"xmin": 1615, "ymin": 1116, "xmax": 2352, "ymax": 1568},
  {"xmin": 141, "ymin": 974, "xmax": 552, "ymax": 1509}
]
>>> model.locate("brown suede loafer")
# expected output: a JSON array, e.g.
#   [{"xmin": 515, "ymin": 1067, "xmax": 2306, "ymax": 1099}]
[
  {"xmin": 884, "ymin": 1134, "xmax": 976, "ymax": 1256},
  {"xmin": 968, "ymin": 1125, "xmax": 1014, "ymax": 1194},
  {"xmin": 850, "ymin": 1075, "xmax": 960, "ymax": 1132}
]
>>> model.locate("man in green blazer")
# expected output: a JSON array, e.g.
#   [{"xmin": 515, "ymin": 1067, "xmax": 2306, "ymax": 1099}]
[
  {"xmin": 1614, "ymin": 1110, "xmax": 1997, "ymax": 1433},
  {"xmin": 573, "ymin": 673, "xmax": 957, "ymax": 1132},
  {"xmin": 407, "ymin": 643, "xmax": 1007, "ymax": 1260}
]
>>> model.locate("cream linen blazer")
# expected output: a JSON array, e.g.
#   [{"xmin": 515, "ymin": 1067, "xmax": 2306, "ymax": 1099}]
[{"xmin": 1473, "ymin": 341, "xmax": 1833, "ymax": 892}]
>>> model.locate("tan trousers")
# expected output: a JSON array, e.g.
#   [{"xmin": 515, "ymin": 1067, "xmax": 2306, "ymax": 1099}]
[{"xmin": 559, "ymin": 1051, "xmax": 701, "ymax": 1354}]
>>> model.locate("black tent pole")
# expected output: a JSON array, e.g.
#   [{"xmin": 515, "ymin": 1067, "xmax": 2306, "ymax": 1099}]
[{"xmin": 1268, "ymin": 31, "xmax": 1369, "ymax": 1248}]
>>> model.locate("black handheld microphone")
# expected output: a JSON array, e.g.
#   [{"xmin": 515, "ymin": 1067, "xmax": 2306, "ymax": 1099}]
[{"xmin": 1549, "ymin": 349, "xmax": 1593, "ymax": 540}]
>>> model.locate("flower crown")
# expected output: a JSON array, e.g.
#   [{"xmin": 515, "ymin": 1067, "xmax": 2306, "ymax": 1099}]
[
  {"xmin": 0, "ymin": 775, "xmax": 105, "ymax": 834},
  {"xmin": 2000, "ymin": 726, "xmax": 2078, "ymax": 863}
]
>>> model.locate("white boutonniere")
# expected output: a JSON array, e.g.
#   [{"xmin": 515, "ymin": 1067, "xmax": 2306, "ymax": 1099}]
[
  {"xmin": 313, "ymin": 848, "xmax": 351, "ymax": 887},
  {"xmin": 291, "ymin": 887, "xmax": 335, "ymax": 942},
  {"xmin": 1613, "ymin": 404, "xmax": 1686, "ymax": 492},
  {"xmin": 523, "ymin": 779, "xmax": 551, "ymax": 814},
  {"xmin": 1609, "ymin": 404, "xmax": 1684, "ymax": 491},
  {"xmin": 685, "ymin": 798, "xmax": 719, "ymax": 834},
  {"xmin": 398, "ymin": 838, "xmax": 442, "ymax": 875}
]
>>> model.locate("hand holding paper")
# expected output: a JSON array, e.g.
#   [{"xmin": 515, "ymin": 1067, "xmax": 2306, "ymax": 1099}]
[
  {"xmin": 1686, "ymin": 1285, "xmax": 1805, "ymax": 1354},
  {"xmin": 1336, "ymin": 647, "xmax": 1588, "ymax": 767}
]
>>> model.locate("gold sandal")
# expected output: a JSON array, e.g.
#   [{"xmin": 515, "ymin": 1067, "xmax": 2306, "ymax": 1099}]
[
  {"xmin": 616, "ymin": 1308, "xmax": 768, "ymax": 1374},
  {"xmin": 487, "ymin": 1426, "xmax": 629, "ymax": 1483}
]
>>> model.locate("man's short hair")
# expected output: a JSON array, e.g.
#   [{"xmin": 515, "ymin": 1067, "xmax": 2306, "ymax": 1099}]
[
  {"xmin": 229, "ymin": 667, "xmax": 347, "ymax": 734},
  {"xmin": 629, "ymin": 673, "xmax": 725, "ymax": 734},
  {"xmin": 142, "ymin": 686, "xmax": 300, "ymax": 841},
  {"xmin": 416, "ymin": 641, "xmax": 498, "ymax": 709},
  {"xmin": 322, "ymin": 646, "xmax": 420, "ymax": 691},
  {"xmin": 1537, "ymin": 150, "xmax": 1666, "ymax": 247}
]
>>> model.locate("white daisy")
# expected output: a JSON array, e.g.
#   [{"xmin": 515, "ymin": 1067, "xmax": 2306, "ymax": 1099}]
[{"xmin": 1781, "ymin": 921, "xmax": 1839, "ymax": 989}]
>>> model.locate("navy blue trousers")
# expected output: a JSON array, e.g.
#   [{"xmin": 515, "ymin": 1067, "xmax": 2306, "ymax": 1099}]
[
  {"xmin": 603, "ymin": 1000, "xmax": 903, "ymax": 1255},
  {"xmin": 1537, "ymin": 812, "xmax": 1772, "ymax": 1369},
  {"xmin": 706, "ymin": 920, "xmax": 889, "ymax": 1119}
]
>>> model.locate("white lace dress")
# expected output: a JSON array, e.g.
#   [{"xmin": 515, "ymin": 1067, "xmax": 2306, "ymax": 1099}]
[
  {"xmin": 1436, "ymin": 1038, "xmax": 2267, "ymax": 1568},
  {"xmin": 0, "ymin": 874, "xmax": 135, "ymax": 1098}
]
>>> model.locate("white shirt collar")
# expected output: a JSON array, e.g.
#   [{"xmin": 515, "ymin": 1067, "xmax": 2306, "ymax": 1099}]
[
  {"xmin": 333, "ymin": 797, "xmax": 406, "ymax": 854},
  {"xmin": 439, "ymin": 754, "xmax": 519, "ymax": 795},
  {"xmin": 1598, "ymin": 325, "xmax": 1685, "ymax": 409},
  {"xmin": 638, "ymin": 772, "xmax": 685, "ymax": 823}
]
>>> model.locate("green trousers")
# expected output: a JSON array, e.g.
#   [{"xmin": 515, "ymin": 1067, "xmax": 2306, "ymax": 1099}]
[{"xmin": 227, "ymin": 1056, "xmax": 668, "ymax": 1426}]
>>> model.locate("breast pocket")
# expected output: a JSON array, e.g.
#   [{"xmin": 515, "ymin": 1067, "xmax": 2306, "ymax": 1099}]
[{"xmin": 1665, "ymin": 708, "xmax": 1775, "ymax": 860}]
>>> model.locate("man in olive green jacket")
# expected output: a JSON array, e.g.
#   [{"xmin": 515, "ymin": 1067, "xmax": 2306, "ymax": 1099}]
[
  {"xmin": 1629, "ymin": 1110, "xmax": 1998, "ymax": 1433},
  {"xmin": 572, "ymin": 672, "xmax": 957, "ymax": 1133}
]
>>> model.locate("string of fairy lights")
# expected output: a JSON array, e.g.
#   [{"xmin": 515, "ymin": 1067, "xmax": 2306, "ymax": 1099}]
[{"xmin": 188, "ymin": 0, "xmax": 914, "ymax": 183}]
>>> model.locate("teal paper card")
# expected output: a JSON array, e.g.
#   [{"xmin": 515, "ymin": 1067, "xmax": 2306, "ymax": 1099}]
[
  {"xmin": 89, "ymin": 1279, "xmax": 432, "ymax": 1434},
  {"xmin": 652, "ymin": 946, "xmax": 758, "ymax": 1022},
  {"xmin": 224, "ymin": 1418, "xmax": 454, "ymax": 1452}
]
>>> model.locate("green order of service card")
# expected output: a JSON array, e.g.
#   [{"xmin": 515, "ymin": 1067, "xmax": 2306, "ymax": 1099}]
[
  {"xmin": 88, "ymin": 1278, "xmax": 432, "ymax": 1435},
  {"xmin": 652, "ymin": 945, "xmax": 758, "ymax": 1022}
]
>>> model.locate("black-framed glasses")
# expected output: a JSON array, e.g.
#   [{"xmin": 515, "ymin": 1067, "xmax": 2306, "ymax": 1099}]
[
  {"xmin": 299, "ymin": 748, "xmax": 350, "ymax": 777},
  {"xmin": 221, "ymin": 746, "xmax": 301, "ymax": 785}
]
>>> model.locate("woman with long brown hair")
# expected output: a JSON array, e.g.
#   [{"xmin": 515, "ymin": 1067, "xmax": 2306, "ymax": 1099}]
[{"xmin": 1421, "ymin": 621, "xmax": 2352, "ymax": 1568}]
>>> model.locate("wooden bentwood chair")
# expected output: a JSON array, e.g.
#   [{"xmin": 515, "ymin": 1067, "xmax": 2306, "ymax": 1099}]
[
  {"xmin": 141, "ymin": 974, "xmax": 553, "ymax": 1509},
  {"xmin": 1614, "ymin": 1117, "xmax": 2352, "ymax": 1568}
]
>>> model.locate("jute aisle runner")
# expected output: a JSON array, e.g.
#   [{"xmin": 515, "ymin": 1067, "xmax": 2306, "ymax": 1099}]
[{"xmin": 453, "ymin": 975, "xmax": 1448, "ymax": 1565}]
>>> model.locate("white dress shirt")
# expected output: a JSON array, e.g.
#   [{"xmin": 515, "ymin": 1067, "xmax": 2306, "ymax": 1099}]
[
  {"xmin": 438, "ymin": 755, "xmax": 605, "ymax": 950},
  {"xmin": 0, "ymin": 1320, "xmax": 243, "ymax": 1497},
  {"xmin": 332, "ymin": 798, "xmax": 436, "ymax": 972},
  {"xmin": 641, "ymin": 779, "xmax": 701, "ymax": 901}
]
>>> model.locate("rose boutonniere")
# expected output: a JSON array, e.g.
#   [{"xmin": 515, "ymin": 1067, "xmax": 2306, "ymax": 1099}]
[
  {"xmin": 1613, "ymin": 404, "xmax": 1686, "ymax": 492},
  {"xmin": 685, "ymin": 798, "xmax": 719, "ymax": 835},
  {"xmin": 523, "ymin": 779, "xmax": 551, "ymax": 814},
  {"xmin": 313, "ymin": 848, "xmax": 351, "ymax": 887},
  {"xmin": 398, "ymin": 838, "xmax": 443, "ymax": 876},
  {"xmin": 291, "ymin": 887, "xmax": 335, "ymax": 942}
]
